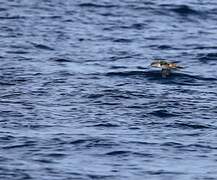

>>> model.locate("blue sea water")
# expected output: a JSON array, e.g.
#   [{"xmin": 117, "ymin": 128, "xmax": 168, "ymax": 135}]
[{"xmin": 1, "ymin": 0, "xmax": 217, "ymax": 179}]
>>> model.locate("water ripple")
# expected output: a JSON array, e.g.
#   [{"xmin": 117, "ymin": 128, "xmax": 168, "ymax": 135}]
[{"xmin": 1, "ymin": 0, "xmax": 217, "ymax": 179}]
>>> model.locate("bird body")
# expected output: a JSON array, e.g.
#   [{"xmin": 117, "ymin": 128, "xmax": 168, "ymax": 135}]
[
  {"xmin": 151, "ymin": 60, "xmax": 183, "ymax": 69},
  {"xmin": 150, "ymin": 60, "xmax": 183, "ymax": 77}
]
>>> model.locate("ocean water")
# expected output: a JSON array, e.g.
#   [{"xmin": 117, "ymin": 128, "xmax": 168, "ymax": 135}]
[{"xmin": 1, "ymin": 0, "xmax": 217, "ymax": 179}]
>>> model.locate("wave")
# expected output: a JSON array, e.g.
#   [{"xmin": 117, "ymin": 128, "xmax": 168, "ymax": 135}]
[
  {"xmin": 112, "ymin": 38, "xmax": 133, "ymax": 43},
  {"xmin": 170, "ymin": 5, "xmax": 199, "ymax": 15},
  {"xmin": 78, "ymin": 3, "xmax": 117, "ymax": 8},
  {"xmin": 160, "ymin": 4, "xmax": 200, "ymax": 16},
  {"xmin": 49, "ymin": 57, "xmax": 72, "ymax": 62},
  {"xmin": 106, "ymin": 70, "xmax": 217, "ymax": 84},
  {"xmin": 149, "ymin": 109, "xmax": 179, "ymax": 118},
  {"xmin": 166, "ymin": 122, "xmax": 214, "ymax": 129},
  {"xmin": 198, "ymin": 52, "xmax": 217, "ymax": 63},
  {"xmin": 31, "ymin": 43, "xmax": 54, "ymax": 51}
]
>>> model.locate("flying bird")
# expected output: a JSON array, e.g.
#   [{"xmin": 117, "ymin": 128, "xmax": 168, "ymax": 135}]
[{"xmin": 151, "ymin": 60, "xmax": 184, "ymax": 77}]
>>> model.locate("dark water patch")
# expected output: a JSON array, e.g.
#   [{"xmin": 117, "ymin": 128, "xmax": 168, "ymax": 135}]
[
  {"xmin": 167, "ymin": 122, "xmax": 213, "ymax": 130},
  {"xmin": 86, "ymin": 93, "xmax": 104, "ymax": 99},
  {"xmin": 127, "ymin": 105, "xmax": 144, "ymax": 109},
  {"xmin": 34, "ymin": 158, "xmax": 54, "ymax": 164},
  {"xmin": 0, "ymin": 81, "xmax": 16, "ymax": 86},
  {"xmin": 0, "ymin": 8, "xmax": 7, "ymax": 11},
  {"xmin": 55, "ymin": 71, "xmax": 74, "ymax": 77},
  {"xmin": 0, "ymin": 156, "xmax": 10, "ymax": 162},
  {"xmin": 45, "ymin": 77, "xmax": 66, "ymax": 85},
  {"xmin": 106, "ymin": 150, "xmax": 131, "ymax": 156},
  {"xmin": 161, "ymin": 4, "xmax": 199, "ymax": 16},
  {"xmin": 129, "ymin": 3, "xmax": 156, "ymax": 11},
  {"xmin": 0, "ymin": 15, "xmax": 26, "ymax": 20},
  {"xmin": 78, "ymin": 3, "xmax": 117, "ymax": 8},
  {"xmin": 31, "ymin": 43, "xmax": 54, "ymax": 51},
  {"xmin": 149, "ymin": 109, "xmax": 179, "ymax": 118},
  {"xmin": 105, "ymin": 70, "xmax": 160, "ymax": 78},
  {"xmin": 100, "ymin": 102, "xmax": 122, "ymax": 106},
  {"xmin": 28, "ymin": 89, "xmax": 50, "ymax": 96},
  {"xmin": 194, "ymin": 46, "xmax": 217, "ymax": 50},
  {"xmin": 0, "ymin": 135, "xmax": 15, "ymax": 142},
  {"xmin": 99, "ymin": 12, "xmax": 119, "ymax": 17},
  {"xmin": 13, "ymin": 77, "xmax": 28, "ymax": 83},
  {"xmin": 162, "ymin": 142, "xmax": 217, "ymax": 152},
  {"xmin": 136, "ymin": 66, "xmax": 147, "ymax": 70},
  {"xmin": 187, "ymin": 144, "xmax": 217, "ymax": 150},
  {"xmin": 128, "ymin": 126, "xmax": 141, "ymax": 130},
  {"xmin": 109, "ymin": 65, "xmax": 128, "ymax": 70},
  {"xmin": 69, "ymin": 137, "xmax": 117, "ymax": 148},
  {"xmin": 198, "ymin": 52, "xmax": 217, "ymax": 63},
  {"xmin": 133, "ymin": 152, "xmax": 154, "ymax": 158},
  {"xmin": 106, "ymin": 70, "xmax": 145, "ymax": 77},
  {"xmin": 27, "ymin": 124, "xmax": 57, "ymax": 130},
  {"xmin": 161, "ymin": 142, "xmax": 184, "ymax": 148},
  {"xmin": 91, "ymin": 123, "xmax": 120, "ymax": 128},
  {"xmin": 182, "ymin": 132, "xmax": 203, "ymax": 137},
  {"xmin": 3, "ymin": 143, "xmax": 34, "ymax": 150},
  {"xmin": 9, "ymin": 44, "xmax": 32, "ymax": 51},
  {"xmin": 85, "ymin": 140, "xmax": 117, "ymax": 148},
  {"xmin": 41, "ymin": 15, "xmax": 62, "ymax": 20},
  {"xmin": 49, "ymin": 137, "xmax": 66, "ymax": 145},
  {"xmin": 169, "ymin": 78, "xmax": 200, "ymax": 86},
  {"xmin": 85, "ymin": 89, "xmax": 141, "ymax": 101},
  {"xmin": 0, "ymin": 168, "xmax": 32, "ymax": 180},
  {"xmin": 87, "ymin": 174, "xmax": 115, "ymax": 180},
  {"xmin": 0, "ymin": 78, "xmax": 29, "ymax": 87},
  {"xmin": 101, "ymin": 89, "xmax": 134, "ymax": 97},
  {"xmin": 112, "ymin": 38, "xmax": 133, "ymax": 43},
  {"xmin": 70, "ymin": 139, "xmax": 87, "ymax": 145},
  {"xmin": 145, "ymin": 170, "xmax": 185, "ymax": 175},
  {"xmin": 77, "ymin": 38, "xmax": 86, "ymax": 41},
  {"xmin": 180, "ymin": 73, "xmax": 217, "ymax": 81},
  {"xmin": 116, "ymin": 23, "xmax": 145, "ymax": 30},
  {"xmin": 172, "ymin": 5, "xmax": 198, "ymax": 15},
  {"xmin": 131, "ymin": 23, "xmax": 144, "ymax": 30},
  {"xmin": 157, "ymin": 45, "xmax": 172, "ymax": 50},
  {"xmin": 46, "ymin": 153, "xmax": 67, "ymax": 158},
  {"xmin": 128, "ymin": 141, "xmax": 158, "ymax": 146},
  {"xmin": 49, "ymin": 57, "xmax": 72, "ymax": 62},
  {"xmin": 6, "ymin": 50, "xmax": 29, "ymax": 54}
]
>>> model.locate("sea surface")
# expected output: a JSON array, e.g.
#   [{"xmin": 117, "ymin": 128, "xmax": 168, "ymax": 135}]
[{"xmin": 1, "ymin": 0, "xmax": 217, "ymax": 179}]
